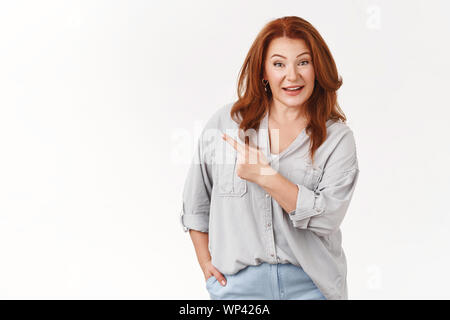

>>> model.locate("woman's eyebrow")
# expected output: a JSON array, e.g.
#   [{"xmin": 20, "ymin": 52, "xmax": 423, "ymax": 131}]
[{"xmin": 270, "ymin": 52, "xmax": 311, "ymax": 59}]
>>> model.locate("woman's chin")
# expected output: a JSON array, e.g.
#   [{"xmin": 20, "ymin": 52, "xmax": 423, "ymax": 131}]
[{"xmin": 275, "ymin": 97, "xmax": 307, "ymax": 109}]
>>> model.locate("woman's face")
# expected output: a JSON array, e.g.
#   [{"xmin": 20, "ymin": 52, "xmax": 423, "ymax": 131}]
[{"xmin": 263, "ymin": 37, "xmax": 315, "ymax": 110}]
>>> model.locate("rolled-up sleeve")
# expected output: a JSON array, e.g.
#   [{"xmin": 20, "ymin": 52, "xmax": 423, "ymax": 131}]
[
  {"xmin": 180, "ymin": 130, "xmax": 213, "ymax": 233},
  {"xmin": 288, "ymin": 130, "xmax": 360, "ymax": 237}
]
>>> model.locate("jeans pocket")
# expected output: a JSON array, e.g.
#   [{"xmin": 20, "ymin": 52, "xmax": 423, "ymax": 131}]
[{"xmin": 205, "ymin": 275, "xmax": 217, "ymax": 288}]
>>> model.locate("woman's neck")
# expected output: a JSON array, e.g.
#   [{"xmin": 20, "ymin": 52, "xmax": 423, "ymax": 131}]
[{"xmin": 268, "ymin": 101, "xmax": 307, "ymax": 127}]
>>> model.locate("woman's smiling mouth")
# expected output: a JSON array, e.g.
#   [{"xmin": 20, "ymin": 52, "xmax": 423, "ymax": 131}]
[{"xmin": 282, "ymin": 85, "xmax": 304, "ymax": 95}]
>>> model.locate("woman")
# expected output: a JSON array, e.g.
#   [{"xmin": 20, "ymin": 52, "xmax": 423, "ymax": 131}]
[{"xmin": 180, "ymin": 16, "xmax": 360, "ymax": 300}]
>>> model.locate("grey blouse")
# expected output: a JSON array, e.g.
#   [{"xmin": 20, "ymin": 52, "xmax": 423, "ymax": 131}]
[{"xmin": 180, "ymin": 101, "xmax": 360, "ymax": 300}]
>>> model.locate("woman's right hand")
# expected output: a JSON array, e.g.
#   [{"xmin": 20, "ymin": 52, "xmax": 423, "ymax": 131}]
[{"xmin": 202, "ymin": 260, "xmax": 227, "ymax": 286}]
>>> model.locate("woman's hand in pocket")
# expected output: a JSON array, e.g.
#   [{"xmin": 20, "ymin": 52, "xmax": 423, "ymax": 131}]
[{"xmin": 202, "ymin": 260, "xmax": 227, "ymax": 286}]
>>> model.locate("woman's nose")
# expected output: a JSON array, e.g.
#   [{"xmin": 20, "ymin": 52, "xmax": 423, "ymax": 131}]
[{"xmin": 286, "ymin": 65, "xmax": 299, "ymax": 81}]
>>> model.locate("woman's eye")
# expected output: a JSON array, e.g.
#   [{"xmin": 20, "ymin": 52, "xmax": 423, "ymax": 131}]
[{"xmin": 273, "ymin": 61, "xmax": 309, "ymax": 67}]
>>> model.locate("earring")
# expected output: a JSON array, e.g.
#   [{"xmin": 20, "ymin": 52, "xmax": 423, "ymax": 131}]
[{"xmin": 262, "ymin": 79, "xmax": 269, "ymax": 92}]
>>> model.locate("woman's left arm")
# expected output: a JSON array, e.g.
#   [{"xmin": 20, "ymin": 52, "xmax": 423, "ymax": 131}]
[
  {"xmin": 259, "ymin": 165, "xmax": 360, "ymax": 237},
  {"xmin": 257, "ymin": 167, "xmax": 301, "ymax": 214},
  {"xmin": 222, "ymin": 129, "xmax": 360, "ymax": 237},
  {"xmin": 258, "ymin": 130, "xmax": 359, "ymax": 236}
]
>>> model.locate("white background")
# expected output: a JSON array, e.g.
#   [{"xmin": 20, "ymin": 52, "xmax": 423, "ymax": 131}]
[{"xmin": 0, "ymin": 0, "xmax": 449, "ymax": 299}]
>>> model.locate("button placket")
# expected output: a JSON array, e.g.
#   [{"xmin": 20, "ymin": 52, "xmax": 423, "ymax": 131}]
[
  {"xmin": 259, "ymin": 114, "xmax": 279, "ymax": 262},
  {"xmin": 265, "ymin": 196, "xmax": 277, "ymax": 263},
  {"xmin": 265, "ymin": 194, "xmax": 272, "ymax": 230}
]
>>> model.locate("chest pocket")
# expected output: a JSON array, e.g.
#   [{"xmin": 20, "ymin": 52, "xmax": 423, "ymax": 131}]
[
  {"xmin": 215, "ymin": 152, "xmax": 247, "ymax": 197},
  {"xmin": 287, "ymin": 161, "xmax": 323, "ymax": 191}
]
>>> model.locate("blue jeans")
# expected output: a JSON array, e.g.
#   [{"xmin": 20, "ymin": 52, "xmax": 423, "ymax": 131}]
[{"xmin": 205, "ymin": 262, "xmax": 326, "ymax": 300}]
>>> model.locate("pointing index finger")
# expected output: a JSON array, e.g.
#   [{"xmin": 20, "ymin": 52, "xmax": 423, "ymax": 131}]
[{"xmin": 222, "ymin": 133, "xmax": 245, "ymax": 154}]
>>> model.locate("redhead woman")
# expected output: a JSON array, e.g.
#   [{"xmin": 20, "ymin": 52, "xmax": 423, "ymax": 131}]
[{"xmin": 180, "ymin": 16, "xmax": 360, "ymax": 300}]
